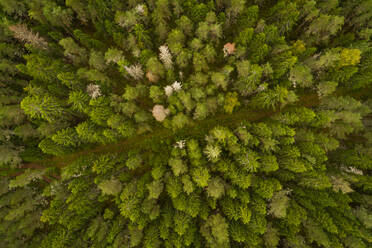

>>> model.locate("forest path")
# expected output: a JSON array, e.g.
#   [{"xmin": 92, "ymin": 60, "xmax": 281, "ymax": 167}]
[{"xmin": 14, "ymin": 86, "xmax": 369, "ymax": 172}]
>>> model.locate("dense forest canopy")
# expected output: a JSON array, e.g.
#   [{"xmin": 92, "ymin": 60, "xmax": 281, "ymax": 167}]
[{"xmin": 0, "ymin": 0, "xmax": 371, "ymax": 247}]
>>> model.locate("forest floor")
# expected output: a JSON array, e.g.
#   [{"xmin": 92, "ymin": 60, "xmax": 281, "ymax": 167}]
[{"xmin": 12, "ymin": 85, "xmax": 369, "ymax": 173}]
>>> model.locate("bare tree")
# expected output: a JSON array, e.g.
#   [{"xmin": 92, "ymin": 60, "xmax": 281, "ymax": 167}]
[{"xmin": 9, "ymin": 24, "xmax": 48, "ymax": 49}]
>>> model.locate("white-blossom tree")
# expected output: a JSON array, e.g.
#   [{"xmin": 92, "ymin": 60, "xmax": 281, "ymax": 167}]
[
  {"xmin": 135, "ymin": 4, "xmax": 146, "ymax": 15},
  {"xmin": 159, "ymin": 45, "xmax": 173, "ymax": 69},
  {"xmin": 124, "ymin": 64, "xmax": 144, "ymax": 80},
  {"xmin": 152, "ymin": 105, "xmax": 170, "ymax": 122},
  {"xmin": 164, "ymin": 81, "xmax": 182, "ymax": 97},
  {"xmin": 164, "ymin": 85, "xmax": 173, "ymax": 96},
  {"xmin": 172, "ymin": 81, "xmax": 182, "ymax": 91},
  {"xmin": 86, "ymin": 84, "xmax": 102, "ymax": 99},
  {"xmin": 174, "ymin": 140, "xmax": 186, "ymax": 149}
]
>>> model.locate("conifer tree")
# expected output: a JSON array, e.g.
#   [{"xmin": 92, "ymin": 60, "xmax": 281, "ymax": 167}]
[{"xmin": 1, "ymin": 0, "xmax": 372, "ymax": 247}]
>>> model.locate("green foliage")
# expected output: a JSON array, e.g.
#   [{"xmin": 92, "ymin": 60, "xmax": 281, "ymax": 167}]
[
  {"xmin": 51, "ymin": 128, "xmax": 80, "ymax": 147},
  {"xmin": 92, "ymin": 154, "xmax": 117, "ymax": 175},
  {"xmin": 200, "ymin": 214, "xmax": 229, "ymax": 248},
  {"xmin": 268, "ymin": 190, "xmax": 290, "ymax": 218},
  {"xmin": 147, "ymin": 179, "xmax": 164, "ymax": 199},
  {"xmin": 98, "ymin": 178, "xmax": 122, "ymax": 195},
  {"xmin": 206, "ymin": 177, "xmax": 225, "ymax": 199},
  {"xmin": 252, "ymin": 86, "xmax": 296, "ymax": 110},
  {"xmin": 168, "ymin": 157, "xmax": 187, "ymax": 176},
  {"xmin": 126, "ymin": 151, "xmax": 143, "ymax": 170},
  {"xmin": 38, "ymin": 138, "xmax": 71, "ymax": 156},
  {"xmin": 289, "ymin": 64, "xmax": 313, "ymax": 88},
  {"xmin": 21, "ymin": 95, "xmax": 64, "ymax": 122},
  {"xmin": 299, "ymin": 172, "xmax": 332, "ymax": 190},
  {"xmin": 59, "ymin": 37, "xmax": 88, "ymax": 65},
  {"xmin": 68, "ymin": 90, "xmax": 90, "ymax": 112},
  {"xmin": 235, "ymin": 60, "xmax": 264, "ymax": 95},
  {"xmin": 264, "ymin": 224, "xmax": 280, "ymax": 247},
  {"xmin": 339, "ymin": 48, "xmax": 361, "ymax": 67},
  {"xmin": 305, "ymin": 14, "xmax": 344, "ymax": 44},
  {"xmin": 1, "ymin": 1, "xmax": 372, "ymax": 247},
  {"xmin": 268, "ymin": 0, "xmax": 300, "ymax": 34},
  {"xmin": 8, "ymin": 169, "xmax": 44, "ymax": 188},
  {"xmin": 171, "ymin": 113, "xmax": 189, "ymax": 130},
  {"xmin": 191, "ymin": 167, "xmax": 210, "ymax": 188},
  {"xmin": 224, "ymin": 92, "xmax": 240, "ymax": 114}
]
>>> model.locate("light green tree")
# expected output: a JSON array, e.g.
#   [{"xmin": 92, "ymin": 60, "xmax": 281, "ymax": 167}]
[
  {"xmin": 200, "ymin": 214, "xmax": 230, "ymax": 248},
  {"xmin": 98, "ymin": 178, "xmax": 122, "ymax": 195},
  {"xmin": 21, "ymin": 95, "xmax": 64, "ymax": 122}
]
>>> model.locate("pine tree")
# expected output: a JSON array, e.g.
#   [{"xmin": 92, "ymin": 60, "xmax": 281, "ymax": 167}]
[
  {"xmin": 1, "ymin": 1, "xmax": 372, "ymax": 247},
  {"xmin": 200, "ymin": 214, "xmax": 230, "ymax": 248},
  {"xmin": 304, "ymin": 14, "xmax": 344, "ymax": 44},
  {"xmin": 268, "ymin": 190, "xmax": 290, "ymax": 218},
  {"xmin": 289, "ymin": 64, "xmax": 313, "ymax": 88},
  {"xmin": 21, "ymin": 95, "xmax": 64, "ymax": 122}
]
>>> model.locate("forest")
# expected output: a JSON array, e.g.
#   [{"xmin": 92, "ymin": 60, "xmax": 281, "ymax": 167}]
[{"xmin": 0, "ymin": 0, "xmax": 371, "ymax": 247}]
